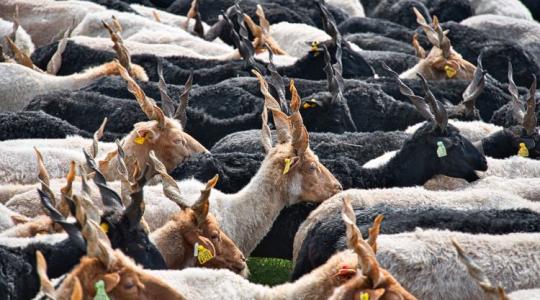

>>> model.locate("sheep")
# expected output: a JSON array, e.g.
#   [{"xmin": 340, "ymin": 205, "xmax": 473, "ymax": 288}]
[
  {"xmin": 0, "ymin": 203, "xmax": 29, "ymax": 232},
  {"xmin": 268, "ymin": 22, "xmax": 331, "ymax": 58},
  {"xmin": 0, "ymin": 0, "xmax": 106, "ymax": 48},
  {"xmin": 0, "ymin": 59, "xmax": 148, "ymax": 112},
  {"xmin": 400, "ymin": 8, "xmax": 476, "ymax": 81},
  {"xmin": 37, "ymin": 203, "xmax": 372, "ymax": 300},
  {"xmin": 134, "ymin": 153, "xmax": 248, "ymax": 275},
  {"xmin": 292, "ymin": 202, "xmax": 540, "ymax": 280},
  {"xmin": 461, "ymin": 14, "xmax": 540, "ymax": 65},
  {"xmin": 470, "ymin": 0, "xmax": 533, "ymax": 20},
  {"xmin": 0, "ymin": 214, "xmax": 62, "ymax": 238},
  {"xmin": 34, "ymin": 216, "xmax": 186, "ymax": 300},
  {"xmin": 147, "ymin": 195, "xmax": 408, "ymax": 300}
]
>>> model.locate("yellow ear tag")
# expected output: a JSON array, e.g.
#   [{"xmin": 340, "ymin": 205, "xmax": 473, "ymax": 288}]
[
  {"xmin": 444, "ymin": 64, "xmax": 457, "ymax": 78},
  {"xmin": 134, "ymin": 136, "xmax": 146, "ymax": 145},
  {"xmin": 310, "ymin": 41, "xmax": 320, "ymax": 56},
  {"xmin": 283, "ymin": 158, "xmax": 292, "ymax": 175},
  {"xmin": 195, "ymin": 243, "xmax": 214, "ymax": 265},
  {"xmin": 100, "ymin": 223, "xmax": 109, "ymax": 234},
  {"xmin": 359, "ymin": 292, "xmax": 369, "ymax": 300},
  {"xmin": 518, "ymin": 142, "xmax": 529, "ymax": 157},
  {"xmin": 303, "ymin": 100, "xmax": 317, "ymax": 109}
]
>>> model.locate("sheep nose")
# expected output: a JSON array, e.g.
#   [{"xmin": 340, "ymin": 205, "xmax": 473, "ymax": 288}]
[
  {"xmin": 334, "ymin": 182, "xmax": 343, "ymax": 192},
  {"xmin": 239, "ymin": 253, "xmax": 246, "ymax": 262}
]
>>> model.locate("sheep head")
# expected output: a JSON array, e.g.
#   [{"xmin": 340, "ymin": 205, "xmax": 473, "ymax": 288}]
[
  {"xmin": 85, "ymin": 149, "xmax": 167, "ymax": 269},
  {"xmin": 254, "ymin": 70, "xmax": 342, "ymax": 203},
  {"xmin": 401, "ymin": 8, "xmax": 475, "ymax": 80},
  {"xmin": 503, "ymin": 63, "xmax": 540, "ymax": 158},
  {"xmin": 55, "ymin": 220, "xmax": 184, "ymax": 300},
  {"xmin": 385, "ymin": 63, "xmax": 488, "ymax": 182},
  {"xmin": 100, "ymin": 62, "xmax": 207, "ymax": 179},
  {"xmin": 149, "ymin": 152, "xmax": 248, "ymax": 275},
  {"xmin": 329, "ymin": 196, "xmax": 416, "ymax": 300}
]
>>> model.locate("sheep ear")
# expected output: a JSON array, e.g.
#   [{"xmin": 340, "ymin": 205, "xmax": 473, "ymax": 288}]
[
  {"xmin": 523, "ymin": 75, "xmax": 537, "ymax": 136},
  {"xmin": 36, "ymin": 251, "xmax": 56, "ymax": 298},
  {"xmin": 507, "ymin": 61, "xmax": 525, "ymax": 124},
  {"xmin": 461, "ymin": 54, "xmax": 486, "ymax": 115},
  {"xmin": 103, "ymin": 273, "xmax": 121, "ymax": 293},
  {"xmin": 174, "ymin": 69, "xmax": 193, "ymax": 128},
  {"xmin": 412, "ymin": 33, "xmax": 426, "ymax": 59},
  {"xmin": 261, "ymin": 105, "xmax": 273, "ymax": 153},
  {"xmin": 192, "ymin": 175, "xmax": 218, "ymax": 227},
  {"xmin": 149, "ymin": 151, "xmax": 190, "ymax": 209},
  {"xmin": 367, "ymin": 215, "xmax": 383, "ymax": 254},
  {"xmin": 11, "ymin": 214, "xmax": 29, "ymax": 225}
]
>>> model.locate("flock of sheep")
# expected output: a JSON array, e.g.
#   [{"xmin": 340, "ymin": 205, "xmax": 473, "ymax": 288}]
[{"xmin": 0, "ymin": 0, "xmax": 539, "ymax": 299}]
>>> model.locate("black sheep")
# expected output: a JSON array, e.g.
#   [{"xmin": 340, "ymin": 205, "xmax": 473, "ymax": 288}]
[
  {"xmin": 292, "ymin": 206, "xmax": 540, "ymax": 280},
  {"xmin": 0, "ymin": 111, "xmax": 84, "ymax": 141}
]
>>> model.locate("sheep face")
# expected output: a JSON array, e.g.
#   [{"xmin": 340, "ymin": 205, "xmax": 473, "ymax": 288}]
[
  {"xmin": 182, "ymin": 212, "xmax": 248, "ymax": 275},
  {"xmin": 300, "ymin": 93, "xmax": 356, "ymax": 133},
  {"xmin": 56, "ymin": 251, "xmax": 184, "ymax": 300},
  {"xmin": 0, "ymin": 215, "xmax": 61, "ymax": 238},
  {"xmin": 102, "ymin": 118, "xmax": 207, "ymax": 179},
  {"xmin": 101, "ymin": 209, "xmax": 167, "ymax": 270},
  {"xmin": 403, "ymin": 123, "xmax": 487, "ymax": 182},
  {"xmin": 330, "ymin": 270, "xmax": 416, "ymax": 300},
  {"xmin": 503, "ymin": 126, "xmax": 540, "ymax": 158},
  {"xmin": 270, "ymin": 144, "xmax": 342, "ymax": 204}
]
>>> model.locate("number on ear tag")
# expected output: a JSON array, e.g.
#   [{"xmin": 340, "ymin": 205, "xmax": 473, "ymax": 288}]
[
  {"xmin": 518, "ymin": 142, "xmax": 529, "ymax": 157},
  {"xmin": 94, "ymin": 280, "xmax": 110, "ymax": 300},
  {"xmin": 283, "ymin": 158, "xmax": 292, "ymax": 175},
  {"xmin": 196, "ymin": 244, "xmax": 214, "ymax": 265},
  {"xmin": 444, "ymin": 65, "xmax": 457, "ymax": 78},
  {"xmin": 436, "ymin": 141, "xmax": 447, "ymax": 158},
  {"xmin": 134, "ymin": 136, "xmax": 146, "ymax": 145}
]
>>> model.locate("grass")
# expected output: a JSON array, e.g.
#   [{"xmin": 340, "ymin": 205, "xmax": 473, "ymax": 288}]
[{"xmin": 247, "ymin": 257, "xmax": 293, "ymax": 286}]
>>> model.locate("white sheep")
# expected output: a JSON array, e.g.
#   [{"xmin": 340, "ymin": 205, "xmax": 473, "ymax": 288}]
[
  {"xmin": 0, "ymin": 0, "xmax": 105, "ymax": 47},
  {"xmin": 469, "ymin": 0, "xmax": 533, "ymax": 20},
  {"xmin": 292, "ymin": 186, "xmax": 540, "ymax": 263},
  {"xmin": 269, "ymin": 22, "xmax": 331, "ymax": 58},
  {"xmin": 372, "ymin": 230, "xmax": 540, "ymax": 299},
  {"xmin": 327, "ymin": 0, "xmax": 365, "ymax": 17},
  {"xmin": 0, "ymin": 61, "xmax": 147, "ymax": 112}
]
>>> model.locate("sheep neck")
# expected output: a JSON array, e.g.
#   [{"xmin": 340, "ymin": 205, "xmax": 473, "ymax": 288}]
[
  {"xmin": 266, "ymin": 252, "xmax": 350, "ymax": 300},
  {"xmin": 217, "ymin": 158, "xmax": 290, "ymax": 256},
  {"xmin": 355, "ymin": 147, "xmax": 434, "ymax": 188},
  {"xmin": 48, "ymin": 61, "xmax": 117, "ymax": 91}
]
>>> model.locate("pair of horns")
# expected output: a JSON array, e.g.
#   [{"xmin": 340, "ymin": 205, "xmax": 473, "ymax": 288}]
[
  {"xmin": 148, "ymin": 151, "xmax": 218, "ymax": 227},
  {"xmin": 413, "ymin": 7, "xmax": 451, "ymax": 59},
  {"xmin": 253, "ymin": 69, "xmax": 309, "ymax": 156},
  {"xmin": 383, "ymin": 63, "xmax": 449, "ymax": 131},
  {"xmin": 508, "ymin": 62, "xmax": 537, "ymax": 136},
  {"xmin": 157, "ymin": 60, "xmax": 193, "ymax": 128},
  {"xmin": 184, "ymin": 0, "xmax": 204, "ymax": 38},
  {"xmin": 244, "ymin": 5, "xmax": 287, "ymax": 55},
  {"xmin": 341, "ymin": 196, "xmax": 384, "ymax": 287}
]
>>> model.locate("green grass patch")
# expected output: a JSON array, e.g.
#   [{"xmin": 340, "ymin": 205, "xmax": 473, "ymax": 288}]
[{"xmin": 247, "ymin": 257, "xmax": 292, "ymax": 286}]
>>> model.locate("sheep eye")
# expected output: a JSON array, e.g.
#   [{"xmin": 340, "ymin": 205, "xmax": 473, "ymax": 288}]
[{"xmin": 308, "ymin": 162, "xmax": 317, "ymax": 173}]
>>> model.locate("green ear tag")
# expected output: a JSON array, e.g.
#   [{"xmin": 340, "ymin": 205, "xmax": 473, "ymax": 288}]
[
  {"xmin": 436, "ymin": 141, "xmax": 447, "ymax": 158},
  {"xmin": 94, "ymin": 280, "xmax": 110, "ymax": 300}
]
